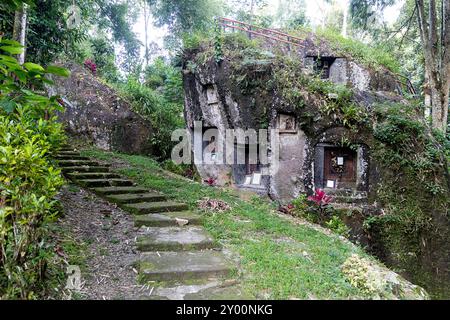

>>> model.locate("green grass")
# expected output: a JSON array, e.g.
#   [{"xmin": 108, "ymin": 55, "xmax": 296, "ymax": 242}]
[
  {"xmin": 314, "ymin": 28, "xmax": 401, "ymax": 73},
  {"xmin": 81, "ymin": 149, "xmax": 376, "ymax": 299}
]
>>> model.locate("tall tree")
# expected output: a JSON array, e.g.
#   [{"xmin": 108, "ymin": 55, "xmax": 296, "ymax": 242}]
[
  {"xmin": 142, "ymin": 0, "xmax": 150, "ymax": 67},
  {"xmin": 147, "ymin": 0, "xmax": 223, "ymax": 49},
  {"xmin": 351, "ymin": 0, "xmax": 450, "ymax": 132},
  {"xmin": 12, "ymin": 3, "xmax": 27, "ymax": 64},
  {"xmin": 274, "ymin": 0, "xmax": 308, "ymax": 28}
]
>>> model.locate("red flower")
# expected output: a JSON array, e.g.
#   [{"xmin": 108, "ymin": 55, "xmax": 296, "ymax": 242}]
[
  {"xmin": 84, "ymin": 59, "xmax": 97, "ymax": 75},
  {"xmin": 204, "ymin": 177, "xmax": 216, "ymax": 186},
  {"xmin": 308, "ymin": 189, "xmax": 333, "ymax": 207}
]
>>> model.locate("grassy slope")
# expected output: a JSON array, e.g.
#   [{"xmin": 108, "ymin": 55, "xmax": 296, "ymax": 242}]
[{"xmin": 81, "ymin": 148, "xmax": 375, "ymax": 299}]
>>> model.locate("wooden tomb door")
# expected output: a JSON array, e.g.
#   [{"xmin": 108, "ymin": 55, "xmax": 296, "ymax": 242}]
[{"xmin": 323, "ymin": 147, "xmax": 356, "ymax": 188}]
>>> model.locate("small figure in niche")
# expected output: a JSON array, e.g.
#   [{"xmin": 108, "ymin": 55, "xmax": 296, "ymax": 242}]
[
  {"xmin": 279, "ymin": 114, "xmax": 296, "ymax": 132},
  {"xmin": 285, "ymin": 117, "xmax": 294, "ymax": 130}
]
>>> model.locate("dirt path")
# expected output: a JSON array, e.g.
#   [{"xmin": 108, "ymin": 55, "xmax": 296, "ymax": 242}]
[{"xmin": 56, "ymin": 185, "xmax": 152, "ymax": 299}]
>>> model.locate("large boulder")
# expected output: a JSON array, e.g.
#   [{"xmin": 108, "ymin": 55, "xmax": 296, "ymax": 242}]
[{"xmin": 49, "ymin": 61, "xmax": 152, "ymax": 155}]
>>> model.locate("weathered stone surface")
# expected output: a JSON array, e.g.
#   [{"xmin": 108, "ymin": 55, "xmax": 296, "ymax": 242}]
[
  {"xmin": 125, "ymin": 201, "xmax": 189, "ymax": 215},
  {"xmin": 134, "ymin": 212, "xmax": 202, "ymax": 227},
  {"xmin": 57, "ymin": 159, "xmax": 102, "ymax": 167},
  {"xmin": 184, "ymin": 285, "xmax": 253, "ymax": 300},
  {"xmin": 68, "ymin": 172, "xmax": 121, "ymax": 180},
  {"xmin": 341, "ymin": 254, "xmax": 429, "ymax": 300},
  {"xmin": 55, "ymin": 155, "xmax": 90, "ymax": 160},
  {"xmin": 77, "ymin": 178, "xmax": 134, "ymax": 188},
  {"xmin": 49, "ymin": 61, "xmax": 153, "ymax": 155},
  {"xmin": 61, "ymin": 166, "xmax": 110, "ymax": 173},
  {"xmin": 57, "ymin": 151, "xmax": 80, "ymax": 156},
  {"xmin": 139, "ymin": 251, "xmax": 233, "ymax": 281},
  {"xmin": 92, "ymin": 186, "xmax": 149, "ymax": 195},
  {"xmin": 106, "ymin": 192, "xmax": 166, "ymax": 204},
  {"xmin": 136, "ymin": 227, "xmax": 217, "ymax": 251}
]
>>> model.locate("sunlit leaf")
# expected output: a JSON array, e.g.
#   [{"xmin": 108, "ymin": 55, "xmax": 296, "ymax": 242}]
[
  {"xmin": 0, "ymin": 46, "xmax": 23, "ymax": 55},
  {"xmin": 23, "ymin": 62, "xmax": 45, "ymax": 72},
  {"xmin": 45, "ymin": 65, "xmax": 70, "ymax": 77}
]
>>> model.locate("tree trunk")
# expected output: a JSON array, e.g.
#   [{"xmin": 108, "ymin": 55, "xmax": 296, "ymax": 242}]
[
  {"xmin": 342, "ymin": 0, "xmax": 348, "ymax": 37},
  {"xmin": 430, "ymin": 80, "xmax": 450, "ymax": 132},
  {"xmin": 416, "ymin": 0, "xmax": 449, "ymax": 132},
  {"xmin": 12, "ymin": 4, "xmax": 27, "ymax": 64},
  {"xmin": 142, "ymin": 0, "xmax": 149, "ymax": 67}
]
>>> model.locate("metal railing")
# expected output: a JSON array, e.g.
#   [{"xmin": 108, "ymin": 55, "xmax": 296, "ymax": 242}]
[{"xmin": 217, "ymin": 17, "xmax": 305, "ymax": 48}]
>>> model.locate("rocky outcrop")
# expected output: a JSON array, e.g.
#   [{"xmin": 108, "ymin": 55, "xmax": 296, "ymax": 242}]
[
  {"xmin": 182, "ymin": 31, "xmax": 450, "ymax": 297},
  {"xmin": 341, "ymin": 254, "xmax": 429, "ymax": 300},
  {"xmin": 49, "ymin": 62, "xmax": 152, "ymax": 155}
]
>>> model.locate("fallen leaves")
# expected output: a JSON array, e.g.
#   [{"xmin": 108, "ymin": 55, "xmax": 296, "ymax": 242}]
[{"xmin": 197, "ymin": 197, "xmax": 231, "ymax": 213}]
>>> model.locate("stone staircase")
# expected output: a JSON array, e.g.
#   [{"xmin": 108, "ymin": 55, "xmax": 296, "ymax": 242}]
[
  {"xmin": 56, "ymin": 146, "xmax": 246, "ymax": 300},
  {"xmin": 324, "ymin": 188, "xmax": 368, "ymax": 207}
]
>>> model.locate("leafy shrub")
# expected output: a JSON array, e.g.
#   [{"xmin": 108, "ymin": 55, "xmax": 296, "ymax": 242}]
[
  {"xmin": 0, "ymin": 37, "xmax": 67, "ymax": 299},
  {"xmin": 117, "ymin": 78, "xmax": 184, "ymax": 160},
  {"xmin": 325, "ymin": 216, "xmax": 350, "ymax": 237},
  {"xmin": 314, "ymin": 28, "xmax": 401, "ymax": 73},
  {"xmin": 290, "ymin": 192, "xmax": 349, "ymax": 236},
  {"xmin": 162, "ymin": 160, "xmax": 199, "ymax": 180}
]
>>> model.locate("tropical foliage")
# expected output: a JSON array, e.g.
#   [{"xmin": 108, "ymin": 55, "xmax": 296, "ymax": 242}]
[{"xmin": 0, "ymin": 38, "xmax": 68, "ymax": 299}]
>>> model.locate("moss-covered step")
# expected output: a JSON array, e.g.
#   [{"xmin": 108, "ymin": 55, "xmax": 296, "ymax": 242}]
[
  {"xmin": 55, "ymin": 155, "xmax": 90, "ymax": 160},
  {"xmin": 61, "ymin": 166, "xmax": 110, "ymax": 173},
  {"xmin": 57, "ymin": 159, "xmax": 105, "ymax": 167},
  {"xmin": 124, "ymin": 201, "xmax": 189, "ymax": 215},
  {"xmin": 331, "ymin": 195, "xmax": 367, "ymax": 205},
  {"xmin": 105, "ymin": 192, "xmax": 166, "ymax": 204},
  {"xmin": 77, "ymin": 178, "xmax": 134, "ymax": 188},
  {"xmin": 92, "ymin": 186, "xmax": 150, "ymax": 195},
  {"xmin": 134, "ymin": 211, "xmax": 202, "ymax": 227},
  {"xmin": 57, "ymin": 151, "xmax": 81, "ymax": 156},
  {"xmin": 67, "ymin": 172, "xmax": 121, "ymax": 180},
  {"xmin": 136, "ymin": 227, "xmax": 218, "ymax": 251},
  {"xmin": 58, "ymin": 147, "xmax": 76, "ymax": 152},
  {"xmin": 138, "ymin": 251, "xmax": 233, "ymax": 282}
]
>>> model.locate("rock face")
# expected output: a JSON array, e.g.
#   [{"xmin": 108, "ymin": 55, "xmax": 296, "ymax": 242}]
[
  {"xmin": 182, "ymin": 31, "xmax": 450, "ymax": 296},
  {"xmin": 182, "ymin": 34, "xmax": 405, "ymax": 200},
  {"xmin": 49, "ymin": 62, "xmax": 152, "ymax": 155},
  {"xmin": 341, "ymin": 254, "xmax": 429, "ymax": 300}
]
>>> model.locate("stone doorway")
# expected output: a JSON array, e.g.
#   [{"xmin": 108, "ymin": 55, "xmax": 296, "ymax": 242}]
[{"xmin": 314, "ymin": 143, "xmax": 368, "ymax": 191}]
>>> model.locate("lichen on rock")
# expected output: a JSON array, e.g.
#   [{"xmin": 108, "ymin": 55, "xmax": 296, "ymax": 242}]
[{"xmin": 342, "ymin": 254, "xmax": 429, "ymax": 300}]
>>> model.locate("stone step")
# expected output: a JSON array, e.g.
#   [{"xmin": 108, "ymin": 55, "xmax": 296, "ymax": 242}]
[
  {"xmin": 57, "ymin": 160, "xmax": 104, "ymax": 167},
  {"xmin": 77, "ymin": 178, "xmax": 134, "ymax": 188},
  {"xmin": 57, "ymin": 151, "xmax": 80, "ymax": 156},
  {"xmin": 92, "ymin": 186, "xmax": 150, "ymax": 195},
  {"xmin": 61, "ymin": 166, "xmax": 110, "ymax": 173},
  {"xmin": 136, "ymin": 227, "xmax": 218, "ymax": 251},
  {"xmin": 331, "ymin": 196, "xmax": 367, "ymax": 205},
  {"xmin": 68, "ymin": 172, "xmax": 121, "ymax": 180},
  {"xmin": 55, "ymin": 155, "xmax": 90, "ymax": 160},
  {"xmin": 125, "ymin": 201, "xmax": 189, "ymax": 215},
  {"xmin": 183, "ymin": 284, "xmax": 252, "ymax": 300},
  {"xmin": 323, "ymin": 188, "xmax": 367, "ymax": 198},
  {"xmin": 106, "ymin": 192, "xmax": 166, "ymax": 204},
  {"xmin": 332, "ymin": 203, "xmax": 364, "ymax": 214},
  {"xmin": 139, "ymin": 251, "xmax": 233, "ymax": 282},
  {"xmin": 134, "ymin": 211, "xmax": 202, "ymax": 227}
]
